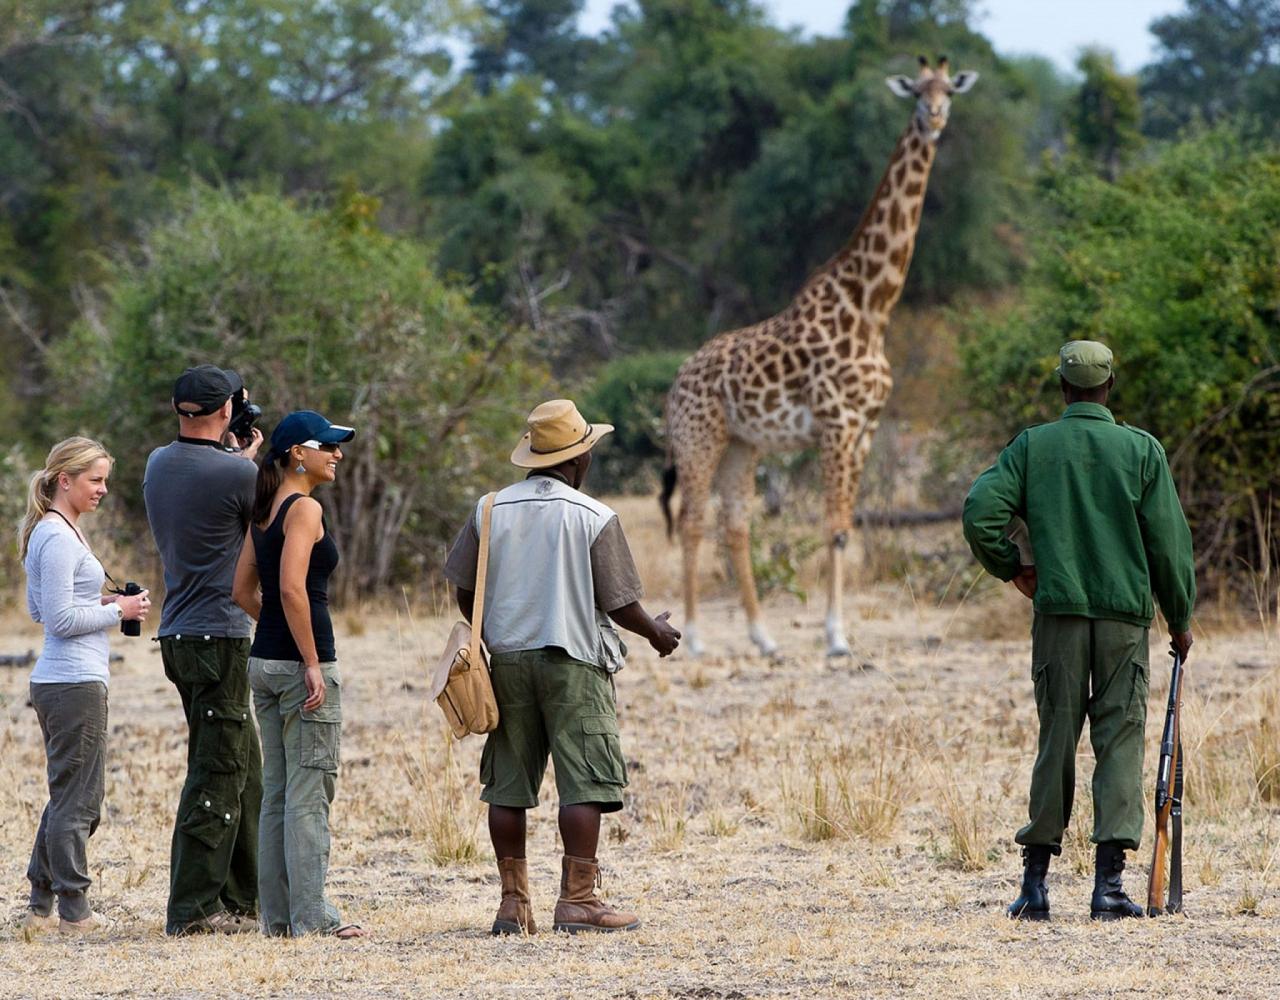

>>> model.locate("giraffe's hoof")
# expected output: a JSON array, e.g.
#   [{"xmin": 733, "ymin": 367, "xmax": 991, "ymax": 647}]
[
  {"xmin": 684, "ymin": 629, "xmax": 704, "ymax": 658},
  {"xmin": 749, "ymin": 624, "xmax": 778, "ymax": 658},
  {"xmin": 827, "ymin": 645, "xmax": 853, "ymax": 659}
]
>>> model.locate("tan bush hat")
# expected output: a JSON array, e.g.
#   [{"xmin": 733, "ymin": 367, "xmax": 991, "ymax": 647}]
[{"xmin": 510, "ymin": 399, "xmax": 614, "ymax": 469}]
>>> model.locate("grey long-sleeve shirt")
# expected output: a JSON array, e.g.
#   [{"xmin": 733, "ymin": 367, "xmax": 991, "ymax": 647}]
[{"xmin": 24, "ymin": 520, "xmax": 121, "ymax": 685}]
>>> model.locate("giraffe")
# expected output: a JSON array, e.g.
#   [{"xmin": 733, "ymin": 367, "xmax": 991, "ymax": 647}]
[{"xmin": 660, "ymin": 56, "xmax": 978, "ymax": 658}]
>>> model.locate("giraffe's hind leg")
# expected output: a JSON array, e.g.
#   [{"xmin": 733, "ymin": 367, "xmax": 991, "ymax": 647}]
[{"xmin": 717, "ymin": 440, "xmax": 778, "ymax": 658}]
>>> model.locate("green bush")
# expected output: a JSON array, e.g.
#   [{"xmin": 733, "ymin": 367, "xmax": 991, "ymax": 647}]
[
  {"xmin": 0, "ymin": 445, "xmax": 32, "ymax": 599},
  {"xmin": 50, "ymin": 186, "xmax": 545, "ymax": 594},
  {"xmin": 957, "ymin": 126, "xmax": 1280, "ymax": 607},
  {"xmin": 580, "ymin": 351, "xmax": 687, "ymax": 494}
]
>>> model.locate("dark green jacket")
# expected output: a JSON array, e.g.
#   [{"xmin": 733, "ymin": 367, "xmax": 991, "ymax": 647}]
[{"xmin": 963, "ymin": 402, "xmax": 1195, "ymax": 633}]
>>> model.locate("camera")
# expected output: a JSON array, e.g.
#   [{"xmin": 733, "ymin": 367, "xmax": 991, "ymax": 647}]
[
  {"xmin": 121, "ymin": 581, "xmax": 143, "ymax": 637},
  {"xmin": 228, "ymin": 387, "xmax": 262, "ymax": 443}
]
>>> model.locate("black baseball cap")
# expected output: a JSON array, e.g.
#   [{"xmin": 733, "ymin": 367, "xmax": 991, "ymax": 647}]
[
  {"xmin": 173, "ymin": 365, "xmax": 236, "ymax": 417},
  {"xmin": 268, "ymin": 410, "xmax": 356, "ymax": 456}
]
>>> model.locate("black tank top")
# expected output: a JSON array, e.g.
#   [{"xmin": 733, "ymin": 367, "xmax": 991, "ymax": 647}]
[{"xmin": 249, "ymin": 493, "xmax": 339, "ymax": 663}]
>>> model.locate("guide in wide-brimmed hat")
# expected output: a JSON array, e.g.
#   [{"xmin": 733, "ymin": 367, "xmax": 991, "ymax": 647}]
[{"xmin": 510, "ymin": 400, "xmax": 613, "ymax": 469}]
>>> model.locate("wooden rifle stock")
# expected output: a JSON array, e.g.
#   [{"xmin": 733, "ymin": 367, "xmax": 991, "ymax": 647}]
[{"xmin": 1146, "ymin": 652, "xmax": 1185, "ymax": 917}]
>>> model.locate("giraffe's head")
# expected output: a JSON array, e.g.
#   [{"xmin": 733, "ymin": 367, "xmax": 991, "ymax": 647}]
[{"xmin": 885, "ymin": 56, "xmax": 978, "ymax": 142}]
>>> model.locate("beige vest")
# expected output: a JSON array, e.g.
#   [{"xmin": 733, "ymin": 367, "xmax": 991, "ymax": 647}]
[{"xmin": 474, "ymin": 477, "xmax": 624, "ymax": 669}]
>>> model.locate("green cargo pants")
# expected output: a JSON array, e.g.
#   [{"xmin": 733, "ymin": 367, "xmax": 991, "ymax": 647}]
[
  {"xmin": 161, "ymin": 635, "xmax": 263, "ymax": 934},
  {"xmin": 1016, "ymin": 614, "xmax": 1149, "ymax": 853}
]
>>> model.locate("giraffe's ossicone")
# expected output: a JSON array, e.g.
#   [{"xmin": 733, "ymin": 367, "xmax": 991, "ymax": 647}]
[{"xmin": 660, "ymin": 57, "xmax": 979, "ymax": 658}]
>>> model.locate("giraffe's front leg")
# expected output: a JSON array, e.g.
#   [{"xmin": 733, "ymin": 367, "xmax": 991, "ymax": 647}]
[
  {"xmin": 825, "ymin": 531, "xmax": 852, "ymax": 658},
  {"xmin": 820, "ymin": 420, "xmax": 872, "ymax": 658}
]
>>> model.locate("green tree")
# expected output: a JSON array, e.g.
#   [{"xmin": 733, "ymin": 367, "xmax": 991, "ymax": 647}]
[
  {"xmin": 957, "ymin": 126, "xmax": 1280, "ymax": 605},
  {"xmin": 1141, "ymin": 0, "xmax": 1280, "ymax": 139},
  {"xmin": 729, "ymin": 0, "xmax": 1028, "ymax": 312},
  {"xmin": 469, "ymin": 0, "xmax": 593, "ymax": 93},
  {"xmin": 1, "ymin": 0, "xmax": 460, "ymax": 435},
  {"xmin": 581, "ymin": 350, "xmax": 687, "ymax": 492},
  {"xmin": 427, "ymin": 0, "xmax": 1050, "ymax": 362},
  {"xmin": 1072, "ymin": 48, "xmax": 1143, "ymax": 180},
  {"xmin": 51, "ymin": 187, "xmax": 545, "ymax": 594}
]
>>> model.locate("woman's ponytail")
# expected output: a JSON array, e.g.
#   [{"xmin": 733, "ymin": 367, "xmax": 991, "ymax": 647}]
[
  {"xmin": 252, "ymin": 448, "xmax": 289, "ymax": 526},
  {"xmin": 18, "ymin": 469, "xmax": 56, "ymax": 561}
]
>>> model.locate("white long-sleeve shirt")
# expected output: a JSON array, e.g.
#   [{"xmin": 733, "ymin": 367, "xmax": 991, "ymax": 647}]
[{"xmin": 24, "ymin": 519, "xmax": 120, "ymax": 685}]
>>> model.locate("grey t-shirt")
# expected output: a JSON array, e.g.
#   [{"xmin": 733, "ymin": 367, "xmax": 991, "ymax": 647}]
[{"xmin": 143, "ymin": 439, "xmax": 257, "ymax": 638}]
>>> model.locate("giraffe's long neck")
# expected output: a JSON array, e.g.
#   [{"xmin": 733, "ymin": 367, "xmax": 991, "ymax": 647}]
[{"xmin": 801, "ymin": 118, "xmax": 936, "ymax": 331}]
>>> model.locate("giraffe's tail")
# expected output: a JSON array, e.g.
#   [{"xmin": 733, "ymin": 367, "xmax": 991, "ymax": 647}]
[{"xmin": 659, "ymin": 464, "xmax": 678, "ymax": 540}]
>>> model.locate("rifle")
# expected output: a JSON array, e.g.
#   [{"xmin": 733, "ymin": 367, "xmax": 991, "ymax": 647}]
[{"xmin": 1146, "ymin": 651, "xmax": 1185, "ymax": 916}]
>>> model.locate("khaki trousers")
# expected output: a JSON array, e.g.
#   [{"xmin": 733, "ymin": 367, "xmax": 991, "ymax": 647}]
[{"xmin": 249, "ymin": 657, "xmax": 343, "ymax": 936}]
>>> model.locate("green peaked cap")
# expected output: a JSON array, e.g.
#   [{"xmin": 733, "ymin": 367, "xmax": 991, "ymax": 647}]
[{"xmin": 1056, "ymin": 340, "xmax": 1113, "ymax": 388}]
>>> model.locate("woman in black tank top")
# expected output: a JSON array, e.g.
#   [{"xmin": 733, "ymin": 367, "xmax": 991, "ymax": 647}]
[{"xmin": 232, "ymin": 410, "xmax": 365, "ymax": 939}]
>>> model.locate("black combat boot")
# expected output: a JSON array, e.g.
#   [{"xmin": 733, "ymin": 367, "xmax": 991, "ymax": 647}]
[
  {"xmin": 1007, "ymin": 845, "xmax": 1052, "ymax": 921},
  {"xmin": 1090, "ymin": 842, "xmax": 1145, "ymax": 921}
]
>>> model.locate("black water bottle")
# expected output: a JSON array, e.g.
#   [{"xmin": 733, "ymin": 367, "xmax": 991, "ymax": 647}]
[{"xmin": 121, "ymin": 582, "xmax": 142, "ymax": 637}]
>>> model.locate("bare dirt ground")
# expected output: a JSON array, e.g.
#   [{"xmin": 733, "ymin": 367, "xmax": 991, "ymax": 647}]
[{"xmin": 0, "ymin": 499, "xmax": 1276, "ymax": 999}]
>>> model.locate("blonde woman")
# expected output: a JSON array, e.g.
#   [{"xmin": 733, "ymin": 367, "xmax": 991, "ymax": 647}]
[{"xmin": 18, "ymin": 437, "xmax": 150, "ymax": 934}]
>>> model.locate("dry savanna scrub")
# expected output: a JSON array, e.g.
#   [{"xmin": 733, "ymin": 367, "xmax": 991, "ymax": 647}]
[{"xmin": 0, "ymin": 503, "xmax": 1277, "ymax": 998}]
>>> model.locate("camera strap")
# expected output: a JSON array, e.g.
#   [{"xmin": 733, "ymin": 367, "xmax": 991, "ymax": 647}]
[{"xmin": 47, "ymin": 508, "xmax": 128, "ymax": 595}]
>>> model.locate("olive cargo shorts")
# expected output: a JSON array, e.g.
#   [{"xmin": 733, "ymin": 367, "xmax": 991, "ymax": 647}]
[
  {"xmin": 480, "ymin": 648, "xmax": 628, "ymax": 812},
  {"xmin": 1016, "ymin": 614, "xmax": 1150, "ymax": 853}
]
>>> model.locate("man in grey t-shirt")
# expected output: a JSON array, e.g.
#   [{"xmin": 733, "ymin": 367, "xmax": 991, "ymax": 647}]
[{"xmin": 143, "ymin": 364, "xmax": 263, "ymax": 936}]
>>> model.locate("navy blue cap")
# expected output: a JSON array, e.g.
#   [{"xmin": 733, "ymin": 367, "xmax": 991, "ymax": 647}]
[{"xmin": 268, "ymin": 410, "xmax": 355, "ymax": 458}]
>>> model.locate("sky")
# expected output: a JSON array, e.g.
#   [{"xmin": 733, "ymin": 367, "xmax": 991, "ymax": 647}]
[{"xmin": 579, "ymin": 0, "xmax": 1187, "ymax": 74}]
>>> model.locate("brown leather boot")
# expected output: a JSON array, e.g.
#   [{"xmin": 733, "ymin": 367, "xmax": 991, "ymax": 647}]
[
  {"xmin": 552, "ymin": 855, "xmax": 640, "ymax": 934},
  {"xmin": 492, "ymin": 857, "xmax": 537, "ymax": 935}
]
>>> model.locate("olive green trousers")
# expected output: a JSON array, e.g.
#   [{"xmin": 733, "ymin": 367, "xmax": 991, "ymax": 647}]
[
  {"xmin": 1016, "ymin": 614, "xmax": 1150, "ymax": 853},
  {"xmin": 161, "ymin": 636, "xmax": 262, "ymax": 933}
]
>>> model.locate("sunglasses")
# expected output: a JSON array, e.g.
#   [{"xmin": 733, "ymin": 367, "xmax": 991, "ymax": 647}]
[{"xmin": 299, "ymin": 440, "xmax": 342, "ymax": 454}]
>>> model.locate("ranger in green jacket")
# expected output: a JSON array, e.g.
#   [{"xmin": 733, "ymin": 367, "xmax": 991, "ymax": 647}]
[{"xmin": 963, "ymin": 340, "xmax": 1195, "ymax": 922}]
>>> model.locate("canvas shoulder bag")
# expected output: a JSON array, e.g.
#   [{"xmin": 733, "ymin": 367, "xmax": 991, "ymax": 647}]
[{"xmin": 430, "ymin": 492, "xmax": 499, "ymax": 738}]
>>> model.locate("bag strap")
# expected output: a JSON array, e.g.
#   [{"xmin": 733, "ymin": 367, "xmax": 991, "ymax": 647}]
[{"xmin": 469, "ymin": 492, "xmax": 496, "ymax": 667}]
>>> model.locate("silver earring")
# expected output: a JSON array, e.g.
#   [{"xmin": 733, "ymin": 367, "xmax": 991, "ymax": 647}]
[{"xmin": 295, "ymin": 462, "xmax": 306, "ymax": 474}]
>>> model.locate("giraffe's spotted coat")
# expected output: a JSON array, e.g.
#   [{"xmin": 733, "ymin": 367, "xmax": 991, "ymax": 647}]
[{"xmin": 661, "ymin": 59, "xmax": 974, "ymax": 654}]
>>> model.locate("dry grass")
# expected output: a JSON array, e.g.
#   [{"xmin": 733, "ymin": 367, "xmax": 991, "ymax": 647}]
[{"xmin": 0, "ymin": 502, "xmax": 1277, "ymax": 999}]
